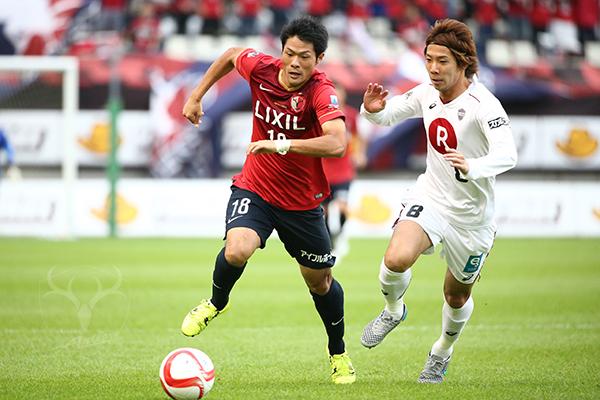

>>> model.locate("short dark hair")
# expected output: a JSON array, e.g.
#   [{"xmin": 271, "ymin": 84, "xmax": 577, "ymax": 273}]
[
  {"xmin": 280, "ymin": 16, "xmax": 328, "ymax": 58},
  {"xmin": 425, "ymin": 19, "xmax": 479, "ymax": 79}
]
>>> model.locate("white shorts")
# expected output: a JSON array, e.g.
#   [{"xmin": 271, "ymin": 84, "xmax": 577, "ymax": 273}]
[{"xmin": 396, "ymin": 197, "xmax": 496, "ymax": 284}]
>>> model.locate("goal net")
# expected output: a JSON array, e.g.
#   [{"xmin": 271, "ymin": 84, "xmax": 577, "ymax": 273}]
[{"xmin": 0, "ymin": 56, "xmax": 79, "ymax": 237}]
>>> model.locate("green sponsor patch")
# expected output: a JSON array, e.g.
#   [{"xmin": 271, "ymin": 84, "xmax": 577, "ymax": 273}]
[{"xmin": 464, "ymin": 254, "xmax": 483, "ymax": 273}]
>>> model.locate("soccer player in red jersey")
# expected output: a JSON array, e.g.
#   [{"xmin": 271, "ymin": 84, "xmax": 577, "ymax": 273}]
[{"xmin": 180, "ymin": 16, "xmax": 355, "ymax": 384}]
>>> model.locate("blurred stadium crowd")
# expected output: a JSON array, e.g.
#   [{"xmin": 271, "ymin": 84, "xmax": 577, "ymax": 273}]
[{"xmin": 0, "ymin": 1, "xmax": 599, "ymax": 65}]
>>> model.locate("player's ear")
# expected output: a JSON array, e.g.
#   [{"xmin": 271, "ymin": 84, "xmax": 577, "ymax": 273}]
[{"xmin": 316, "ymin": 53, "xmax": 325, "ymax": 65}]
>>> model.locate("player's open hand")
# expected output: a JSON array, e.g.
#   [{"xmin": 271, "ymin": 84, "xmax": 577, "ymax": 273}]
[
  {"xmin": 443, "ymin": 148, "xmax": 469, "ymax": 175},
  {"xmin": 247, "ymin": 140, "xmax": 277, "ymax": 155},
  {"xmin": 182, "ymin": 97, "xmax": 204, "ymax": 127},
  {"xmin": 363, "ymin": 83, "xmax": 389, "ymax": 113}
]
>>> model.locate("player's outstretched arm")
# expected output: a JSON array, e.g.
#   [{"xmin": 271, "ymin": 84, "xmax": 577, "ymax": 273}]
[
  {"xmin": 247, "ymin": 118, "xmax": 347, "ymax": 158},
  {"xmin": 362, "ymin": 83, "xmax": 389, "ymax": 113},
  {"xmin": 293, "ymin": 117, "xmax": 346, "ymax": 157},
  {"xmin": 182, "ymin": 47, "xmax": 245, "ymax": 126}
]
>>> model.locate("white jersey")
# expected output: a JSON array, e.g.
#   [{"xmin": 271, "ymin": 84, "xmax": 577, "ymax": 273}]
[{"xmin": 361, "ymin": 80, "xmax": 517, "ymax": 228}]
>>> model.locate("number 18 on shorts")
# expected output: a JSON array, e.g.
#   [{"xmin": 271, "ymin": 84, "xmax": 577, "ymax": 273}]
[{"xmin": 398, "ymin": 198, "xmax": 495, "ymax": 284}]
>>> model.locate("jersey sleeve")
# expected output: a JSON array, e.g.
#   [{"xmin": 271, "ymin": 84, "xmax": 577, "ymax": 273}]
[
  {"xmin": 360, "ymin": 83, "xmax": 425, "ymax": 126},
  {"xmin": 313, "ymin": 83, "xmax": 345, "ymax": 125},
  {"xmin": 466, "ymin": 99, "xmax": 518, "ymax": 180},
  {"xmin": 235, "ymin": 48, "xmax": 268, "ymax": 82}
]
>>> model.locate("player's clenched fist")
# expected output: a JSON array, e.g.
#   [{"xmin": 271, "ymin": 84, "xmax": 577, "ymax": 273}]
[
  {"xmin": 363, "ymin": 83, "xmax": 389, "ymax": 113},
  {"xmin": 182, "ymin": 97, "xmax": 204, "ymax": 127}
]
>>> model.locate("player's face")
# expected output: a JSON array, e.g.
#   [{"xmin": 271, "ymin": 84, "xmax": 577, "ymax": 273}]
[
  {"xmin": 280, "ymin": 36, "xmax": 324, "ymax": 91},
  {"xmin": 425, "ymin": 44, "xmax": 469, "ymax": 101}
]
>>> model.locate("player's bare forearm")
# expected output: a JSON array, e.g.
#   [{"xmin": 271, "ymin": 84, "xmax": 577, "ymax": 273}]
[
  {"xmin": 290, "ymin": 118, "xmax": 346, "ymax": 157},
  {"xmin": 182, "ymin": 47, "xmax": 245, "ymax": 125},
  {"xmin": 246, "ymin": 140, "xmax": 277, "ymax": 155},
  {"xmin": 189, "ymin": 47, "xmax": 244, "ymax": 100},
  {"xmin": 291, "ymin": 134, "xmax": 346, "ymax": 157},
  {"xmin": 246, "ymin": 135, "xmax": 346, "ymax": 157},
  {"xmin": 246, "ymin": 119, "xmax": 347, "ymax": 158}
]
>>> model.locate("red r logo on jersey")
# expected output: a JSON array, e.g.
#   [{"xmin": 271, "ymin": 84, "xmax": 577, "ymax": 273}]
[{"xmin": 428, "ymin": 118, "xmax": 457, "ymax": 154}]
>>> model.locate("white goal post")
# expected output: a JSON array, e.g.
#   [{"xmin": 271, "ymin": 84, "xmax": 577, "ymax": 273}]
[{"xmin": 0, "ymin": 56, "xmax": 79, "ymax": 237}]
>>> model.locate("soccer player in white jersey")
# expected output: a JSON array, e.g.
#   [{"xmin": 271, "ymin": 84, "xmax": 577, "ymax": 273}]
[{"xmin": 359, "ymin": 18, "xmax": 518, "ymax": 383}]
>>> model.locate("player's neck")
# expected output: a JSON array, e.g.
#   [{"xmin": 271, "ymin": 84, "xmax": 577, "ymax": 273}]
[{"xmin": 439, "ymin": 78, "xmax": 470, "ymax": 104}]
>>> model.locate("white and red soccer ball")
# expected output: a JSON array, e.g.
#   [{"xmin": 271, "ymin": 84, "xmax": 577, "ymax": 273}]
[{"xmin": 160, "ymin": 348, "xmax": 215, "ymax": 399}]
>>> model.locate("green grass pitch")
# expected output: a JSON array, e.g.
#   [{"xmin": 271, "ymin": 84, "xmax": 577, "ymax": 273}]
[{"xmin": 1, "ymin": 237, "xmax": 599, "ymax": 399}]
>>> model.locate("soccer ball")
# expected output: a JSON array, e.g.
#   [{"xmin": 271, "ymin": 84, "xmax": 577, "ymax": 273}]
[{"xmin": 159, "ymin": 347, "xmax": 215, "ymax": 399}]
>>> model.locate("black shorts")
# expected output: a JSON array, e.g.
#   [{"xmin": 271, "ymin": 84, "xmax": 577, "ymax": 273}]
[{"xmin": 224, "ymin": 186, "xmax": 335, "ymax": 269}]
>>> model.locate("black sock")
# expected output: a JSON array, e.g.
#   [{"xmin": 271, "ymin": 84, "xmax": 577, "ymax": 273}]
[
  {"xmin": 210, "ymin": 248, "xmax": 245, "ymax": 310},
  {"xmin": 311, "ymin": 279, "xmax": 345, "ymax": 355}
]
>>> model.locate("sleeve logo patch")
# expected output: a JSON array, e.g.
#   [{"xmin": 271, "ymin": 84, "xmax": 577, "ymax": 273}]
[
  {"xmin": 488, "ymin": 117, "xmax": 509, "ymax": 129},
  {"xmin": 328, "ymin": 95, "xmax": 339, "ymax": 109},
  {"xmin": 247, "ymin": 51, "xmax": 259, "ymax": 58}
]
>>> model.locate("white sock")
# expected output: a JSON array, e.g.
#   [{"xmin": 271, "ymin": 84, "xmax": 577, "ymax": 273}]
[
  {"xmin": 431, "ymin": 297, "xmax": 474, "ymax": 359},
  {"xmin": 378, "ymin": 259, "xmax": 411, "ymax": 319}
]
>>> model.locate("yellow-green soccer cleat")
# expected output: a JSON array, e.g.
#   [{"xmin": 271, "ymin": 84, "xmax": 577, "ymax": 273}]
[
  {"xmin": 181, "ymin": 299, "xmax": 228, "ymax": 337},
  {"xmin": 329, "ymin": 352, "xmax": 356, "ymax": 384}
]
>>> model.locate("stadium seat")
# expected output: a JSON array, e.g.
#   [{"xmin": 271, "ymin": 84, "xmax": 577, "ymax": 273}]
[
  {"xmin": 324, "ymin": 38, "xmax": 344, "ymax": 63},
  {"xmin": 388, "ymin": 37, "xmax": 408, "ymax": 59},
  {"xmin": 485, "ymin": 39, "xmax": 512, "ymax": 68},
  {"xmin": 214, "ymin": 35, "xmax": 240, "ymax": 53},
  {"xmin": 241, "ymin": 36, "xmax": 267, "ymax": 52},
  {"xmin": 512, "ymin": 40, "xmax": 538, "ymax": 67},
  {"xmin": 163, "ymin": 35, "xmax": 193, "ymax": 61},
  {"xmin": 192, "ymin": 35, "xmax": 222, "ymax": 62},
  {"xmin": 585, "ymin": 41, "xmax": 600, "ymax": 68},
  {"xmin": 371, "ymin": 39, "xmax": 393, "ymax": 63},
  {"xmin": 366, "ymin": 18, "xmax": 392, "ymax": 38},
  {"xmin": 549, "ymin": 19, "xmax": 581, "ymax": 54},
  {"xmin": 372, "ymin": 38, "xmax": 407, "ymax": 63}
]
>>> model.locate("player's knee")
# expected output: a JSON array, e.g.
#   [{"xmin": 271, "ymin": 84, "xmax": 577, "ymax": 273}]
[
  {"xmin": 224, "ymin": 244, "xmax": 252, "ymax": 267},
  {"xmin": 444, "ymin": 292, "xmax": 470, "ymax": 308},
  {"xmin": 383, "ymin": 250, "xmax": 415, "ymax": 272},
  {"xmin": 305, "ymin": 273, "xmax": 332, "ymax": 295}
]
